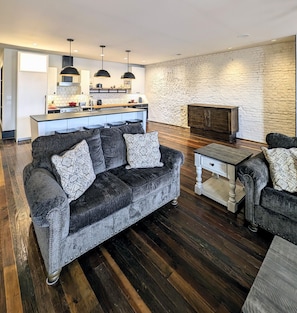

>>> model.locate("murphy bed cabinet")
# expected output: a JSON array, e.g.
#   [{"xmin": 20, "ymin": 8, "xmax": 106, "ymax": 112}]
[{"xmin": 188, "ymin": 104, "xmax": 238, "ymax": 143}]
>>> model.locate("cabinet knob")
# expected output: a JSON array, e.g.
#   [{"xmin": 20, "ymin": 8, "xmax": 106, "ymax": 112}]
[{"xmin": 209, "ymin": 163, "xmax": 214, "ymax": 166}]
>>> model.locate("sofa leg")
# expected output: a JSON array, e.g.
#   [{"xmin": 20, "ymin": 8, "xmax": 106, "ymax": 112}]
[
  {"xmin": 46, "ymin": 269, "xmax": 61, "ymax": 286},
  {"xmin": 171, "ymin": 198, "xmax": 178, "ymax": 206},
  {"xmin": 248, "ymin": 223, "xmax": 258, "ymax": 233}
]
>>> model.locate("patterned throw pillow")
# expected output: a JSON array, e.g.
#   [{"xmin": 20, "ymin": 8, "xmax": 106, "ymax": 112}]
[
  {"xmin": 262, "ymin": 147, "xmax": 297, "ymax": 193},
  {"xmin": 123, "ymin": 132, "xmax": 164, "ymax": 169},
  {"xmin": 51, "ymin": 140, "xmax": 96, "ymax": 202}
]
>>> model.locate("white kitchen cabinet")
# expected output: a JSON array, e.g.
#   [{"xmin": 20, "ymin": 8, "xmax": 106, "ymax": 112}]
[
  {"xmin": 131, "ymin": 66, "xmax": 145, "ymax": 94},
  {"xmin": 47, "ymin": 67, "xmax": 57, "ymax": 95},
  {"xmin": 80, "ymin": 70, "xmax": 90, "ymax": 96}
]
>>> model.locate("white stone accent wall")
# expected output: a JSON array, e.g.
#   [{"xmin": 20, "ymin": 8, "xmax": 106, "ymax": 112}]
[{"xmin": 145, "ymin": 41, "xmax": 295, "ymax": 143}]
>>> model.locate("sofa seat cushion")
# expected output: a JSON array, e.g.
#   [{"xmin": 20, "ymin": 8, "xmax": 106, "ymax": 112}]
[
  {"xmin": 69, "ymin": 172, "xmax": 132, "ymax": 233},
  {"xmin": 109, "ymin": 165, "xmax": 173, "ymax": 202},
  {"xmin": 261, "ymin": 186, "xmax": 297, "ymax": 222}
]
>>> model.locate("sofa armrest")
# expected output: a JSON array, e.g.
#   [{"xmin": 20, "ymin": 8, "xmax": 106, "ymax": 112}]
[
  {"xmin": 159, "ymin": 145, "xmax": 184, "ymax": 169},
  {"xmin": 237, "ymin": 153, "xmax": 269, "ymax": 222},
  {"xmin": 24, "ymin": 167, "xmax": 70, "ymax": 239}
]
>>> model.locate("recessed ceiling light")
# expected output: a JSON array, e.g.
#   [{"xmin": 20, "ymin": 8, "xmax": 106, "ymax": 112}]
[
  {"xmin": 271, "ymin": 39, "xmax": 277, "ymax": 42},
  {"xmin": 73, "ymin": 49, "xmax": 78, "ymax": 53},
  {"xmin": 228, "ymin": 47, "xmax": 232, "ymax": 50},
  {"xmin": 32, "ymin": 43, "xmax": 37, "ymax": 46},
  {"xmin": 237, "ymin": 34, "xmax": 250, "ymax": 38}
]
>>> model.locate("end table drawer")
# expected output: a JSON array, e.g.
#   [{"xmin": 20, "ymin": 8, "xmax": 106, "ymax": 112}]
[{"xmin": 201, "ymin": 156, "xmax": 227, "ymax": 176}]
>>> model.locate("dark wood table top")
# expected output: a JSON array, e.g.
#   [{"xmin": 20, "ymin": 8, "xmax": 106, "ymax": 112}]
[{"xmin": 194, "ymin": 143, "xmax": 252, "ymax": 166}]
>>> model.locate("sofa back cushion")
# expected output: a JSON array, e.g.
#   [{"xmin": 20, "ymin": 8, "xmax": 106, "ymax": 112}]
[
  {"xmin": 31, "ymin": 128, "xmax": 106, "ymax": 175},
  {"xmin": 266, "ymin": 133, "xmax": 297, "ymax": 149},
  {"xmin": 100, "ymin": 123, "xmax": 144, "ymax": 170}
]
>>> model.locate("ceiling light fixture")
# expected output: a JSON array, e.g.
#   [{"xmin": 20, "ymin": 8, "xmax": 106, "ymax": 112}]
[
  {"xmin": 60, "ymin": 38, "xmax": 80, "ymax": 76},
  {"xmin": 94, "ymin": 45, "xmax": 111, "ymax": 77},
  {"xmin": 121, "ymin": 50, "xmax": 135, "ymax": 79}
]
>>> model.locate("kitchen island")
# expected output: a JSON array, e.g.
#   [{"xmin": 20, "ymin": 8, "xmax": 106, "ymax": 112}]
[{"xmin": 30, "ymin": 108, "xmax": 147, "ymax": 141}]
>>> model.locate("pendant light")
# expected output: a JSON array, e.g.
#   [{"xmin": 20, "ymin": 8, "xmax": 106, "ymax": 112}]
[
  {"xmin": 94, "ymin": 45, "xmax": 111, "ymax": 77},
  {"xmin": 60, "ymin": 38, "xmax": 80, "ymax": 76},
  {"xmin": 121, "ymin": 50, "xmax": 135, "ymax": 79}
]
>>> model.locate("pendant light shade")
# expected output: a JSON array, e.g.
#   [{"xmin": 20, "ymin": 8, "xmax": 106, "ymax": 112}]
[
  {"xmin": 94, "ymin": 45, "xmax": 111, "ymax": 77},
  {"xmin": 60, "ymin": 39, "xmax": 80, "ymax": 76},
  {"xmin": 121, "ymin": 50, "xmax": 135, "ymax": 79}
]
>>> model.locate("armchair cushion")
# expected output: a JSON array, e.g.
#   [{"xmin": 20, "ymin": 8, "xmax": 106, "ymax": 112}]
[{"xmin": 261, "ymin": 187, "xmax": 297, "ymax": 222}]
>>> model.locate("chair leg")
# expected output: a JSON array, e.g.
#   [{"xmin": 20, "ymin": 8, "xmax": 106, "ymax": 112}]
[
  {"xmin": 248, "ymin": 223, "xmax": 258, "ymax": 233},
  {"xmin": 46, "ymin": 269, "xmax": 61, "ymax": 286}
]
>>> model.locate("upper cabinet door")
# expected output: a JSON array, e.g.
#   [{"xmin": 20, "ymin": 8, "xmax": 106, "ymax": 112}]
[
  {"xmin": 80, "ymin": 70, "xmax": 90, "ymax": 96},
  {"xmin": 47, "ymin": 67, "xmax": 57, "ymax": 95}
]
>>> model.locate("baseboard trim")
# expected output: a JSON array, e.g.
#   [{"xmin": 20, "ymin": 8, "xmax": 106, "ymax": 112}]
[{"xmin": 2, "ymin": 130, "xmax": 15, "ymax": 140}]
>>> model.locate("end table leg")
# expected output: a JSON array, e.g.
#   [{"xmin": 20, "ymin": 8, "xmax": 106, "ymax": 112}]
[
  {"xmin": 195, "ymin": 154, "xmax": 202, "ymax": 195},
  {"xmin": 227, "ymin": 166, "xmax": 237, "ymax": 213}
]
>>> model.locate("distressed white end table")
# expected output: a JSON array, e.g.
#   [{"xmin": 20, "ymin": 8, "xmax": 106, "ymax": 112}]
[{"xmin": 194, "ymin": 143, "xmax": 252, "ymax": 213}]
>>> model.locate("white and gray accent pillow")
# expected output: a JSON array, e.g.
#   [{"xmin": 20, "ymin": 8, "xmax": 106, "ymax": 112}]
[
  {"xmin": 123, "ymin": 131, "xmax": 164, "ymax": 169},
  {"xmin": 262, "ymin": 146, "xmax": 297, "ymax": 193},
  {"xmin": 51, "ymin": 140, "xmax": 96, "ymax": 202}
]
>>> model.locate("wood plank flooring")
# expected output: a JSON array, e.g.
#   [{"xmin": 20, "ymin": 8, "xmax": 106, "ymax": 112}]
[{"xmin": 0, "ymin": 122, "xmax": 273, "ymax": 313}]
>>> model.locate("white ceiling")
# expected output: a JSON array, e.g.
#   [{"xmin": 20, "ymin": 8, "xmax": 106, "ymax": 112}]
[{"xmin": 1, "ymin": 0, "xmax": 297, "ymax": 65}]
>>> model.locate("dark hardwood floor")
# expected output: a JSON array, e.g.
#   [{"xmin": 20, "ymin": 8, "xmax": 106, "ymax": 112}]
[{"xmin": 0, "ymin": 122, "xmax": 272, "ymax": 313}]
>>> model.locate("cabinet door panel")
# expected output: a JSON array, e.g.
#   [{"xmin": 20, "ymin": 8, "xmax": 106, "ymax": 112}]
[
  {"xmin": 210, "ymin": 109, "xmax": 230, "ymax": 133},
  {"xmin": 188, "ymin": 106, "xmax": 205, "ymax": 129}
]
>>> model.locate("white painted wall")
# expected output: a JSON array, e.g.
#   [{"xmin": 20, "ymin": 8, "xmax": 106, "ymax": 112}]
[
  {"xmin": 145, "ymin": 41, "xmax": 295, "ymax": 143},
  {"xmin": 1, "ymin": 49, "xmax": 17, "ymax": 132}
]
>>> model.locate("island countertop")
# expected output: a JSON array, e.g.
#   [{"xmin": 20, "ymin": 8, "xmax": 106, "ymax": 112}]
[
  {"xmin": 31, "ymin": 107, "xmax": 145, "ymax": 122},
  {"xmin": 30, "ymin": 107, "xmax": 147, "ymax": 141}
]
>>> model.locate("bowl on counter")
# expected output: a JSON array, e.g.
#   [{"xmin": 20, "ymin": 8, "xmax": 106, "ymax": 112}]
[{"xmin": 69, "ymin": 102, "xmax": 77, "ymax": 107}]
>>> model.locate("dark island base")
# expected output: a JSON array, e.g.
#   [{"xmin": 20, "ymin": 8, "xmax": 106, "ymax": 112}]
[{"xmin": 190, "ymin": 127, "xmax": 236, "ymax": 143}]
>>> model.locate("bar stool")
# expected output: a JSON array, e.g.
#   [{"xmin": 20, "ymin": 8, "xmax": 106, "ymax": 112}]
[
  {"xmin": 126, "ymin": 119, "xmax": 142, "ymax": 124},
  {"xmin": 55, "ymin": 128, "xmax": 79, "ymax": 134},
  {"xmin": 83, "ymin": 125, "xmax": 104, "ymax": 130},
  {"xmin": 106, "ymin": 121, "xmax": 126, "ymax": 128}
]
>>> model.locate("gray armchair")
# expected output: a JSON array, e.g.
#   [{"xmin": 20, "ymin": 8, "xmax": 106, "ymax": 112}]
[{"xmin": 237, "ymin": 133, "xmax": 297, "ymax": 245}]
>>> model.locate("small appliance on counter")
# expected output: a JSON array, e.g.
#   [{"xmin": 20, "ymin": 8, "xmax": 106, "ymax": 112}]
[{"xmin": 97, "ymin": 99, "xmax": 102, "ymax": 105}]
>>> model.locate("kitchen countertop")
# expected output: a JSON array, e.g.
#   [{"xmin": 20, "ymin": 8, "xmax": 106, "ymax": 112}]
[{"xmin": 31, "ymin": 107, "xmax": 146, "ymax": 122}]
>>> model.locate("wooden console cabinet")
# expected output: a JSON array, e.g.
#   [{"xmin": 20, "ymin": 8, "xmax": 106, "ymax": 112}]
[{"xmin": 188, "ymin": 104, "xmax": 238, "ymax": 143}]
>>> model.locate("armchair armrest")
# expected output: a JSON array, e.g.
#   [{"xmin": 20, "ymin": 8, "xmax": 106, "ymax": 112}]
[
  {"xmin": 237, "ymin": 153, "xmax": 269, "ymax": 222},
  {"xmin": 24, "ymin": 167, "xmax": 70, "ymax": 239},
  {"xmin": 159, "ymin": 145, "xmax": 184, "ymax": 170}
]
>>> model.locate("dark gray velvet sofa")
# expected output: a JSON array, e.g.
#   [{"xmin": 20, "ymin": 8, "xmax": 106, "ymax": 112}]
[
  {"xmin": 237, "ymin": 133, "xmax": 297, "ymax": 244},
  {"xmin": 23, "ymin": 123, "xmax": 184, "ymax": 285}
]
